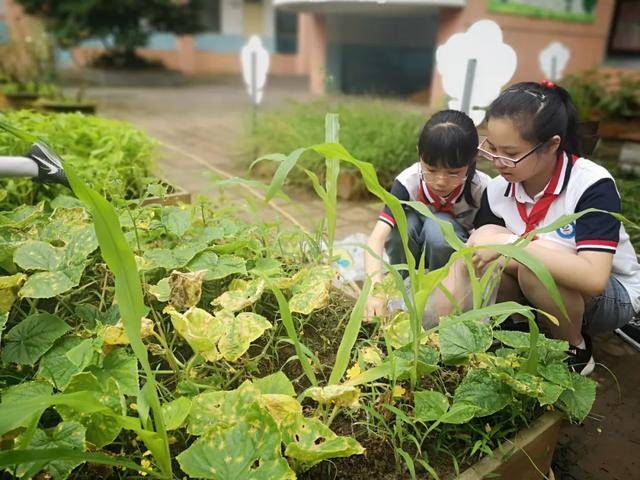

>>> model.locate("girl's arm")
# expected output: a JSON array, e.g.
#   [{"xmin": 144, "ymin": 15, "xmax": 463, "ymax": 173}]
[
  {"xmin": 364, "ymin": 221, "xmax": 393, "ymax": 319},
  {"xmin": 365, "ymin": 221, "xmax": 392, "ymax": 285},
  {"xmin": 472, "ymin": 229, "xmax": 613, "ymax": 297}
]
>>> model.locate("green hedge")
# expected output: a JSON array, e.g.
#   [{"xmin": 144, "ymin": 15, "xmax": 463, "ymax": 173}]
[
  {"xmin": 246, "ymin": 99, "xmax": 425, "ymax": 189},
  {"xmin": 0, "ymin": 110, "xmax": 156, "ymax": 209}
]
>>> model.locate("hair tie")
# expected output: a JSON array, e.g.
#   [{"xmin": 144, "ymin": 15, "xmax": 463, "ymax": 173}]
[{"xmin": 541, "ymin": 79, "xmax": 555, "ymax": 89}]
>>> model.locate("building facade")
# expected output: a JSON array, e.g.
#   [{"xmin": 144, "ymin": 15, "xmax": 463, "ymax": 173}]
[{"xmin": 1, "ymin": 0, "xmax": 637, "ymax": 106}]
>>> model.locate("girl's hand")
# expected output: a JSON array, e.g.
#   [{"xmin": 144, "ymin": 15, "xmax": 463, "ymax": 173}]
[
  {"xmin": 365, "ymin": 296, "xmax": 387, "ymax": 320},
  {"xmin": 472, "ymin": 248, "xmax": 501, "ymax": 272}
]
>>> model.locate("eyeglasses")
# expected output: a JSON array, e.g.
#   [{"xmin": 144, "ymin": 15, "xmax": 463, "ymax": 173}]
[
  {"xmin": 477, "ymin": 138, "xmax": 544, "ymax": 168},
  {"xmin": 419, "ymin": 165, "xmax": 467, "ymax": 183}
]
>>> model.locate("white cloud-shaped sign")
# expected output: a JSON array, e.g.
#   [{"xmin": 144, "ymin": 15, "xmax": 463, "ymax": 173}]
[
  {"xmin": 539, "ymin": 41, "xmax": 570, "ymax": 81},
  {"xmin": 240, "ymin": 35, "xmax": 270, "ymax": 105},
  {"xmin": 436, "ymin": 20, "xmax": 517, "ymax": 125}
]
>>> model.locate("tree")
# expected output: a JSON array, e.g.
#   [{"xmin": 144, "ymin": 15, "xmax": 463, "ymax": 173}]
[{"xmin": 14, "ymin": 0, "xmax": 204, "ymax": 66}]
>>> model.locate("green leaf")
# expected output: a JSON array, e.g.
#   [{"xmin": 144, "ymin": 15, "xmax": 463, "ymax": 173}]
[
  {"xmin": 453, "ymin": 368, "xmax": 512, "ymax": 417},
  {"xmin": 281, "ymin": 412, "xmax": 365, "ymax": 471},
  {"xmin": 384, "ymin": 311, "xmax": 426, "ymax": 349},
  {"xmin": 493, "ymin": 330, "xmax": 569, "ymax": 352},
  {"xmin": 37, "ymin": 337, "xmax": 87, "ymax": 391},
  {"xmin": 250, "ymin": 258, "xmax": 283, "ymax": 277},
  {"xmin": 57, "ymin": 374, "xmax": 123, "ymax": 448},
  {"xmin": 14, "ymin": 240, "xmax": 65, "ymax": 271},
  {"xmin": 439, "ymin": 317, "xmax": 493, "ymax": 364},
  {"xmin": 330, "ymin": 277, "xmax": 371, "ymax": 385},
  {"xmin": 537, "ymin": 363, "xmax": 573, "ymax": 390},
  {"xmin": 252, "ymin": 371, "xmax": 295, "ymax": 397},
  {"xmin": 178, "ymin": 403, "xmax": 295, "ymax": 480},
  {"xmin": 16, "ymin": 421, "xmax": 86, "ymax": 479},
  {"xmin": 393, "ymin": 345, "xmax": 439, "ymax": 377},
  {"xmin": 439, "ymin": 403, "xmax": 480, "ymax": 424},
  {"xmin": 0, "ymin": 449, "xmax": 154, "ymax": 477},
  {"xmin": 539, "ymin": 381, "xmax": 564, "ymax": 406},
  {"xmin": 161, "ymin": 206, "xmax": 191, "ymax": 237},
  {"xmin": 212, "ymin": 278, "xmax": 265, "ymax": 312},
  {"xmin": 187, "ymin": 251, "xmax": 247, "ymax": 281},
  {"xmin": 88, "ymin": 348, "xmax": 139, "ymax": 396},
  {"xmin": 66, "ymin": 338, "xmax": 102, "ymax": 369},
  {"xmin": 413, "ymin": 390, "xmax": 449, "ymax": 421},
  {"xmin": 161, "ymin": 397, "xmax": 192, "ymax": 430},
  {"xmin": 0, "ymin": 313, "xmax": 7, "ymax": 343},
  {"xmin": 558, "ymin": 373, "xmax": 597, "ymax": 422},
  {"xmin": 1, "ymin": 313, "xmax": 70, "ymax": 365}
]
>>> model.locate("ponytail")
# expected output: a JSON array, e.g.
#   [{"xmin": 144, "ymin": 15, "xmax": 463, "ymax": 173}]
[{"xmin": 487, "ymin": 81, "xmax": 582, "ymax": 157}]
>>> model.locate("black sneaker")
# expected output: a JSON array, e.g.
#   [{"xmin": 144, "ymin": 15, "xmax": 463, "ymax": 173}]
[
  {"xmin": 26, "ymin": 141, "xmax": 70, "ymax": 187},
  {"xmin": 567, "ymin": 334, "xmax": 595, "ymax": 376},
  {"xmin": 615, "ymin": 317, "xmax": 640, "ymax": 352}
]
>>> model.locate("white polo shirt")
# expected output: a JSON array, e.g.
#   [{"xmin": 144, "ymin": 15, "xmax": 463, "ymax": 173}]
[
  {"xmin": 474, "ymin": 152, "xmax": 640, "ymax": 312},
  {"xmin": 379, "ymin": 162, "xmax": 491, "ymax": 231}
]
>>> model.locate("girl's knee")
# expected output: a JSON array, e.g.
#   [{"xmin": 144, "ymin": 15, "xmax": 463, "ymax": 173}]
[{"xmin": 467, "ymin": 224, "xmax": 511, "ymax": 245}]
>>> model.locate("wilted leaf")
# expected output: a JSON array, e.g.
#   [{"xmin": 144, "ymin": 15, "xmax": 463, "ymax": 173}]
[
  {"xmin": 169, "ymin": 269, "xmax": 206, "ymax": 308},
  {"xmin": 1, "ymin": 313, "xmax": 70, "ymax": 365},
  {"xmin": 306, "ymin": 385, "xmax": 360, "ymax": 409},
  {"xmin": 212, "ymin": 278, "xmax": 265, "ymax": 312}
]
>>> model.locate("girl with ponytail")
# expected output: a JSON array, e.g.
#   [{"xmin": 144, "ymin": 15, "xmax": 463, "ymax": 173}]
[{"xmin": 430, "ymin": 80, "xmax": 640, "ymax": 376}]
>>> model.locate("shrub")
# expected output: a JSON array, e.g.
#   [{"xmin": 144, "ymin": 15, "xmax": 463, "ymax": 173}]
[
  {"xmin": 246, "ymin": 99, "xmax": 425, "ymax": 189},
  {"xmin": 0, "ymin": 110, "xmax": 156, "ymax": 208}
]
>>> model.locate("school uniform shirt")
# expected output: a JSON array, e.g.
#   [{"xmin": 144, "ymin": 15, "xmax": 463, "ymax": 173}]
[
  {"xmin": 378, "ymin": 162, "xmax": 491, "ymax": 232},
  {"xmin": 474, "ymin": 151, "xmax": 640, "ymax": 312}
]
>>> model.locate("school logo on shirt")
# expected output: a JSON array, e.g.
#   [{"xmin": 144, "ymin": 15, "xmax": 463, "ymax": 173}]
[{"xmin": 556, "ymin": 222, "xmax": 576, "ymax": 239}]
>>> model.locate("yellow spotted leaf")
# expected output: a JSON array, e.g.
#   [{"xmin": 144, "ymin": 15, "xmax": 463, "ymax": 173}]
[
  {"xmin": 211, "ymin": 278, "xmax": 265, "ymax": 312},
  {"xmin": 102, "ymin": 317, "xmax": 155, "ymax": 346},
  {"xmin": 0, "ymin": 273, "xmax": 26, "ymax": 314},
  {"xmin": 164, "ymin": 306, "xmax": 224, "ymax": 361},
  {"xmin": 306, "ymin": 385, "xmax": 360, "ymax": 409},
  {"xmin": 346, "ymin": 364, "xmax": 361, "ymax": 380},
  {"xmin": 287, "ymin": 265, "xmax": 335, "ymax": 315},
  {"xmin": 217, "ymin": 311, "xmax": 272, "ymax": 362},
  {"xmin": 360, "ymin": 346, "xmax": 383, "ymax": 366},
  {"xmin": 258, "ymin": 394, "xmax": 302, "ymax": 425}
]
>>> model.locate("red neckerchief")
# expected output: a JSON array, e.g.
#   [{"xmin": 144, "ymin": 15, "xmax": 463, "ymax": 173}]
[
  {"xmin": 420, "ymin": 181, "xmax": 463, "ymax": 214},
  {"xmin": 516, "ymin": 153, "xmax": 573, "ymax": 236}
]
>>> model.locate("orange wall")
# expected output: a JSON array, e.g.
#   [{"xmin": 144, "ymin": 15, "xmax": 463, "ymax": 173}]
[{"xmin": 429, "ymin": 0, "xmax": 617, "ymax": 105}]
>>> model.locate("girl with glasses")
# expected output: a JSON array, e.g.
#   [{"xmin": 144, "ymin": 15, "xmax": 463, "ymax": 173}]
[
  {"xmin": 430, "ymin": 81, "xmax": 640, "ymax": 376},
  {"xmin": 364, "ymin": 110, "xmax": 491, "ymax": 320}
]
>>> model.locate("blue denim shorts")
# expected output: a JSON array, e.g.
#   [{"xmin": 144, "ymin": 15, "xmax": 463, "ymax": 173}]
[{"xmin": 583, "ymin": 276, "xmax": 635, "ymax": 334}]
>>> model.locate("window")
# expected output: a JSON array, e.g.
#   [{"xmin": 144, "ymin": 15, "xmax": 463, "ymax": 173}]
[
  {"xmin": 609, "ymin": 0, "xmax": 640, "ymax": 54},
  {"xmin": 201, "ymin": 0, "xmax": 221, "ymax": 32},
  {"xmin": 276, "ymin": 11, "xmax": 297, "ymax": 54}
]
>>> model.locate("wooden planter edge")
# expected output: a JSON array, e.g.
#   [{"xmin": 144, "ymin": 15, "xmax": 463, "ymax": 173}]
[{"xmin": 457, "ymin": 411, "xmax": 563, "ymax": 479}]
